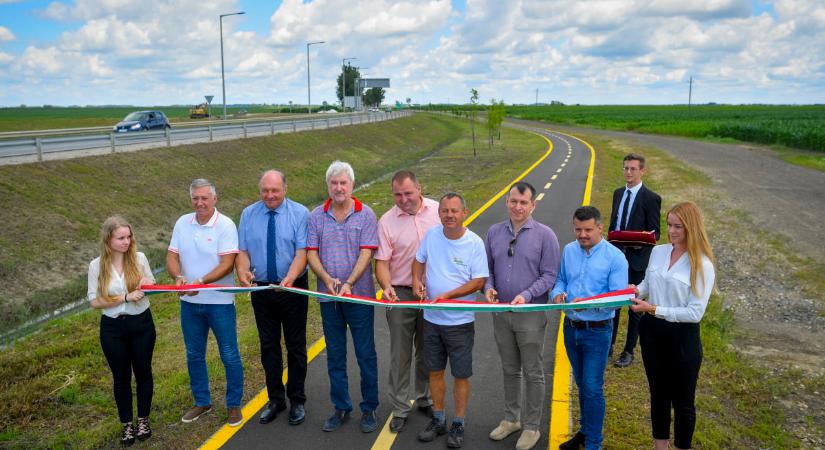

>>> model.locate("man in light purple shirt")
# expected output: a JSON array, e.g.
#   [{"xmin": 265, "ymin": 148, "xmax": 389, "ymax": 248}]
[{"xmin": 484, "ymin": 181, "xmax": 560, "ymax": 450}]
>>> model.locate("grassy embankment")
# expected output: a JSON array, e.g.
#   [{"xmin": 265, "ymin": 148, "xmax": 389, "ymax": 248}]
[
  {"xmin": 0, "ymin": 113, "xmax": 443, "ymax": 332},
  {"xmin": 0, "ymin": 114, "xmax": 547, "ymax": 449},
  {"xmin": 434, "ymin": 104, "xmax": 825, "ymax": 171},
  {"xmin": 0, "ymin": 105, "xmax": 280, "ymax": 132},
  {"xmin": 574, "ymin": 129, "xmax": 821, "ymax": 448}
]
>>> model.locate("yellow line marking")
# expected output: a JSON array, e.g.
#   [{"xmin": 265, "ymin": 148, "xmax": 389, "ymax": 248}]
[
  {"xmin": 561, "ymin": 163, "xmax": 566, "ymax": 167},
  {"xmin": 551, "ymin": 174, "xmax": 558, "ymax": 180},
  {"xmin": 546, "ymin": 129, "xmax": 596, "ymax": 449},
  {"xmin": 536, "ymin": 192, "xmax": 545, "ymax": 201},
  {"xmin": 556, "ymin": 168, "xmax": 563, "ymax": 173},
  {"xmin": 372, "ymin": 131, "xmax": 555, "ymax": 450},
  {"xmin": 544, "ymin": 182, "xmax": 551, "ymax": 189},
  {"xmin": 463, "ymin": 133, "xmax": 554, "ymax": 226},
  {"xmin": 199, "ymin": 338, "xmax": 327, "ymax": 450}
]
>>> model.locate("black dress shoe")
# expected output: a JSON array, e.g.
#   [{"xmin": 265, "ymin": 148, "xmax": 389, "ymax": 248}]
[
  {"xmin": 559, "ymin": 431, "xmax": 585, "ymax": 450},
  {"xmin": 389, "ymin": 416, "xmax": 406, "ymax": 433},
  {"xmin": 288, "ymin": 403, "xmax": 306, "ymax": 425},
  {"xmin": 614, "ymin": 351, "xmax": 634, "ymax": 368},
  {"xmin": 259, "ymin": 401, "xmax": 286, "ymax": 424}
]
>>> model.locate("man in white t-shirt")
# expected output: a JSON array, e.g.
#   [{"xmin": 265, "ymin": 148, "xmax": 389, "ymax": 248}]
[
  {"xmin": 412, "ymin": 192, "xmax": 488, "ymax": 449},
  {"xmin": 166, "ymin": 178, "xmax": 244, "ymax": 427}
]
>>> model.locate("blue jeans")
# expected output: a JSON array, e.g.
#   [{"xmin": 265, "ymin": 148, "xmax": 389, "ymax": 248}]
[
  {"xmin": 564, "ymin": 319, "xmax": 612, "ymax": 450},
  {"xmin": 180, "ymin": 301, "xmax": 244, "ymax": 408},
  {"xmin": 320, "ymin": 301, "xmax": 378, "ymax": 412}
]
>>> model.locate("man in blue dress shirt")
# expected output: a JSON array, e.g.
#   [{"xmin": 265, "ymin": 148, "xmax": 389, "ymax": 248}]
[
  {"xmin": 236, "ymin": 170, "xmax": 310, "ymax": 426},
  {"xmin": 551, "ymin": 206, "xmax": 628, "ymax": 450}
]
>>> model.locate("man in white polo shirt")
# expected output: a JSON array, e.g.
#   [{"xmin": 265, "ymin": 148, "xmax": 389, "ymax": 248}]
[
  {"xmin": 412, "ymin": 192, "xmax": 488, "ymax": 449},
  {"xmin": 166, "ymin": 178, "xmax": 244, "ymax": 427}
]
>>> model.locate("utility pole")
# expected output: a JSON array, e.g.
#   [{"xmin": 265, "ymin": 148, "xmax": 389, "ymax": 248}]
[
  {"xmin": 688, "ymin": 76, "xmax": 693, "ymax": 109},
  {"xmin": 535, "ymin": 88, "xmax": 538, "ymax": 106},
  {"xmin": 219, "ymin": 11, "xmax": 245, "ymax": 120}
]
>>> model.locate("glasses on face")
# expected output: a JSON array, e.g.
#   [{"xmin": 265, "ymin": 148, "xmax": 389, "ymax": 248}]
[{"xmin": 508, "ymin": 237, "xmax": 517, "ymax": 257}]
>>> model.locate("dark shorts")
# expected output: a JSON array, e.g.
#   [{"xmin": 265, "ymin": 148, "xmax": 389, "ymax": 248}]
[{"xmin": 423, "ymin": 320, "xmax": 474, "ymax": 378}]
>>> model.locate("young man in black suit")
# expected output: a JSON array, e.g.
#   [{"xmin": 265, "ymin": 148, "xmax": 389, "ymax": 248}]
[{"xmin": 609, "ymin": 153, "xmax": 661, "ymax": 368}]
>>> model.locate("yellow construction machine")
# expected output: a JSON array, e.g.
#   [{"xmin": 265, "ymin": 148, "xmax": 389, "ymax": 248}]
[{"xmin": 189, "ymin": 103, "xmax": 210, "ymax": 119}]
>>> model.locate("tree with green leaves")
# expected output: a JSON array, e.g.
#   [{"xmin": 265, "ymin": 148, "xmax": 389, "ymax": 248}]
[
  {"xmin": 486, "ymin": 99, "xmax": 506, "ymax": 148},
  {"xmin": 469, "ymin": 88, "xmax": 479, "ymax": 156},
  {"xmin": 363, "ymin": 87, "xmax": 385, "ymax": 107},
  {"xmin": 336, "ymin": 64, "xmax": 362, "ymax": 109}
]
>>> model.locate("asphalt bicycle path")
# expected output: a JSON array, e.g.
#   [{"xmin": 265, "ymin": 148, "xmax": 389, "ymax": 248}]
[{"xmin": 211, "ymin": 128, "xmax": 595, "ymax": 450}]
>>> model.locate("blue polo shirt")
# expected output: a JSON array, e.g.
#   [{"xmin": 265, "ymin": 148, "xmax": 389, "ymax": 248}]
[
  {"xmin": 550, "ymin": 238, "xmax": 628, "ymax": 322},
  {"xmin": 238, "ymin": 198, "xmax": 309, "ymax": 281}
]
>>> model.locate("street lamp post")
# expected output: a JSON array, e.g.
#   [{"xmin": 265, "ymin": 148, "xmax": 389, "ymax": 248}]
[
  {"xmin": 220, "ymin": 11, "xmax": 245, "ymax": 120},
  {"xmin": 306, "ymin": 41, "xmax": 325, "ymax": 114},
  {"xmin": 341, "ymin": 57, "xmax": 356, "ymax": 110}
]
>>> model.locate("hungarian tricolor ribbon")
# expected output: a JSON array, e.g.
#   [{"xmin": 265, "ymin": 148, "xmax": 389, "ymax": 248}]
[{"xmin": 141, "ymin": 284, "xmax": 634, "ymax": 312}]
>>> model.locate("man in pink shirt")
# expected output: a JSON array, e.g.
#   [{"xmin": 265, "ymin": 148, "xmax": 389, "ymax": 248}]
[{"xmin": 375, "ymin": 170, "xmax": 441, "ymax": 433}]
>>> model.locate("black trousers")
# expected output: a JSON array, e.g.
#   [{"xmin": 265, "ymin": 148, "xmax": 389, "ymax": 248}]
[
  {"xmin": 611, "ymin": 267, "xmax": 645, "ymax": 354},
  {"xmin": 639, "ymin": 314, "xmax": 703, "ymax": 449},
  {"xmin": 251, "ymin": 273, "xmax": 309, "ymax": 405},
  {"xmin": 99, "ymin": 309, "xmax": 156, "ymax": 423}
]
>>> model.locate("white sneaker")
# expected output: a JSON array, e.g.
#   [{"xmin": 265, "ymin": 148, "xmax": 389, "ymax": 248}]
[
  {"xmin": 489, "ymin": 419, "xmax": 521, "ymax": 441},
  {"xmin": 516, "ymin": 429, "xmax": 541, "ymax": 450}
]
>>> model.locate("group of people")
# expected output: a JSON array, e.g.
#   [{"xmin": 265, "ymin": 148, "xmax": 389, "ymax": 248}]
[{"xmin": 87, "ymin": 154, "xmax": 715, "ymax": 450}]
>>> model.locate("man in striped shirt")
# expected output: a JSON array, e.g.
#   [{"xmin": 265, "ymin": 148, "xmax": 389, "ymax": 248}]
[{"xmin": 307, "ymin": 160, "xmax": 381, "ymax": 434}]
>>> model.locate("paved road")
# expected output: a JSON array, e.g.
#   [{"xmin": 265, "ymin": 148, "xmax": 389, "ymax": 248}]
[
  {"xmin": 0, "ymin": 111, "xmax": 407, "ymax": 165},
  {"xmin": 216, "ymin": 128, "xmax": 593, "ymax": 450}
]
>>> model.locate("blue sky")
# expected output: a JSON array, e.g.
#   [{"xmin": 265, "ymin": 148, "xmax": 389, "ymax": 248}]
[{"xmin": 0, "ymin": 0, "xmax": 823, "ymax": 107}]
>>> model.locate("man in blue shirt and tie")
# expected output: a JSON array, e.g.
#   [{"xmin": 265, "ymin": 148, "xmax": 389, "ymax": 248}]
[
  {"xmin": 236, "ymin": 170, "xmax": 310, "ymax": 426},
  {"xmin": 551, "ymin": 206, "xmax": 628, "ymax": 450}
]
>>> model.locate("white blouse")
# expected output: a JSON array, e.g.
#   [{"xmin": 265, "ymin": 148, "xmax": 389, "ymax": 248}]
[
  {"xmin": 637, "ymin": 244, "xmax": 715, "ymax": 323},
  {"xmin": 87, "ymin": 252, "xmax": 154, "ymax": 318}
]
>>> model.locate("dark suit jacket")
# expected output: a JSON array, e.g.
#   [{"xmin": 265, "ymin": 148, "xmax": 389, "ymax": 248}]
[{"xmin": 609, "ymin": 184, "xmax": 662, "ymax": 273}]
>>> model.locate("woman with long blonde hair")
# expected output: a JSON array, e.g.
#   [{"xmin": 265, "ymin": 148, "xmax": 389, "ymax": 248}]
[
  {"xmin": 87, "ymin": 216, "xmax": 156, "ymax": 446},
  {"xmin": 630, "ymin": 202, "xmax": 716, "ymax": 450}
]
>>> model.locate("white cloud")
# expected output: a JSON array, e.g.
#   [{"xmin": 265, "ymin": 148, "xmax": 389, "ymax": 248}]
[
  {"xmin": 1, "ymin": 0, "xmax": 824, "ymax": 106},
  {"xmin": 0, "ymin": 26, "xmax": 15, "ymax": 42}
]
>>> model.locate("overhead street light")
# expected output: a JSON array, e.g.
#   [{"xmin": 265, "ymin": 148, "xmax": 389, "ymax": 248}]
[
  {"xmin": 341, "ymin": 57, "xmax": 357, "ymax": 110},
  {"xmin": 220, "ymin": 11, "xmax": 245, "ymax": 120},
  {"xmin": 354, "ymin": 67, "xmax": 369, "ymax": 111},
  {"xmin": 306, "ymin": 41, "xmax": 325, "ymax": 114}
]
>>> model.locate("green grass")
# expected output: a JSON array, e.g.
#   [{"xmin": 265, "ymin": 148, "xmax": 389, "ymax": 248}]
[
  {"xmin": 0, "ymin": 105, "xmax": 281, "ymax": 132},
  {"xmin": 0, "ymin": 114, "xmax": 461, "ymax": 332},
  {"xmin": 428, "ymin": 104, "xmax": 825, "ymax": 153},
  {"xmin": 0, "ymin": 114, "xmax": 548, "ymax": 449},
  {"xmin": 568, "ymin": 130, "xmax": 807, "ymax": 448}
]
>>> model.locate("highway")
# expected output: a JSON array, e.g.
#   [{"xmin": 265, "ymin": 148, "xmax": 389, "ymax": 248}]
[{"xmin": 0, "ymin": 110, "xmax": 410, "ymax": 164}]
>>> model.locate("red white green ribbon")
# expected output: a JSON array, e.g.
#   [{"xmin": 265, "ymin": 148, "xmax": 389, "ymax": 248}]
[{"xmin": 142, "ymin": 284, "xmax": 634, "ymax": 312}]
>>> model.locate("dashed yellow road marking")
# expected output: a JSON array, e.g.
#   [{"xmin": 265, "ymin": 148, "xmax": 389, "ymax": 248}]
[
  {"xmin": 371, "ymin": 131, "xmax": 556, "ymax": 450},
  {"xmin": 536, "ymin": 192, "xmax": 545, "ymax": 201},
  {"xmin": 551, "ymin": 174, "xmax": 558, "ymax": 180},
  {"xmin": 544, "ymin": 182, "xmax": 552, "ymax": 189}
]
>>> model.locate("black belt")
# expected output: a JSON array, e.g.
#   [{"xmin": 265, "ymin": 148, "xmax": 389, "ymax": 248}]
[
  {"xmin": 565, "ymin": 318, "xmax": 611, "ymax": 330},
  {"xmin": 253, "ymin": 280, "xmax": 281, "ymax": 286},
  {"xmin": 393, "ymin": 285, "xmax": 413, "ymax": 289}
]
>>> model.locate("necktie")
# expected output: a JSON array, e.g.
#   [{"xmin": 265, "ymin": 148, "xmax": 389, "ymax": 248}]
[
  {"xmin": 620, "ymin": 189, "xmax": 631, "ymax": 231},
  {"xmin": 267, "ymin": 210, "xmax": 278, "ymax": 282}
]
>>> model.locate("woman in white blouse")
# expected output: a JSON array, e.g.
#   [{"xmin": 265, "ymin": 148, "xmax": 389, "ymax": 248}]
[
  {"xmin": 630, "ymin": 201, "xmax": 715, "ymax": 450},
  {"xmin": 87, "ymin": 216, "xmax": 156, "ymax": 446}
]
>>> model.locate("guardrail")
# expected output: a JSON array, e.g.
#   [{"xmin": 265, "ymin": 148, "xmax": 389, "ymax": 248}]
[{"xmin": 0, "ymin": 110, "xmax": 412, "ymax": 162}]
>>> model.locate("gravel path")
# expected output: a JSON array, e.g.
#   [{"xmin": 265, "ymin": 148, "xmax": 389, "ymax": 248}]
[{"xmin": 508, "ymin": 119, "xmax": 825, "ymax": 264}]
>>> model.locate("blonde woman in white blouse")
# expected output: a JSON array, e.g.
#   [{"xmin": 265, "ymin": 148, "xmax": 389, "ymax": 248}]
[
  {"xmin": 87, "ymin": 216, "xmax": 155, "ymax": 446},
  {"xmin": 630, "ymin": 202, "xmax": 715, "ymax": 450}
]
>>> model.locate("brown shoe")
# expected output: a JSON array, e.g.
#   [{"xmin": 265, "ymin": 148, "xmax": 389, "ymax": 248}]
[
  {"xmin": 181, "ymin": 405, "xmax": 212, "ymax": 423},
  {"xmin": 227, "ymin": 407, "xmax": 244, "ymax": 427}
]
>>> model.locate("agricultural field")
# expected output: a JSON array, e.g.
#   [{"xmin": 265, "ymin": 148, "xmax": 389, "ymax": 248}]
[
  {"xmin": 0, "ymin": 105, "xmax": 281, "ymax": 132},
  {"xmin": 434, "ymin": 104, "xmax": 825, "ymax": 153}
]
